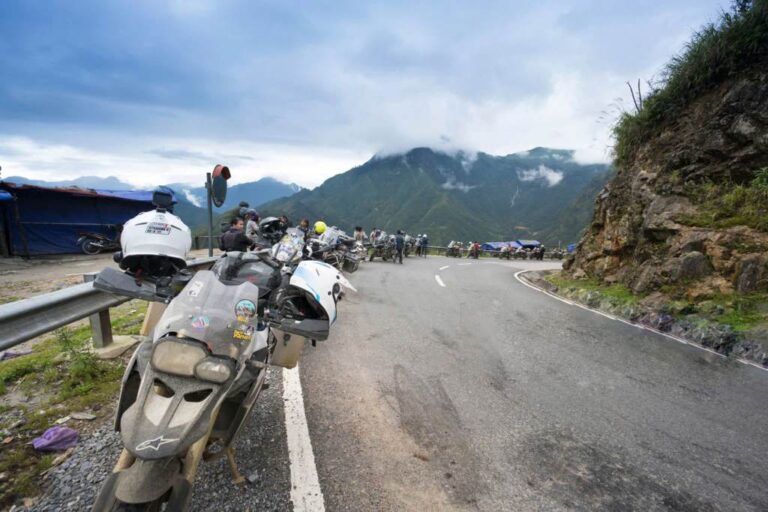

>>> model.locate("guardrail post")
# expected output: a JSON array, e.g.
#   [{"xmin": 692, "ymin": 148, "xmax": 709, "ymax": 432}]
[{"xmin": 83, "ymin": 273, "xmax": 113, "ymax": 348}]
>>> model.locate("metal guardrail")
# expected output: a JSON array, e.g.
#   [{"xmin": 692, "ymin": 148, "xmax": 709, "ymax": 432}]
[
  {"xmin": 0, "ymin": 256, "xmax": 219, "ymax": 352},
  {"xmin": 423, "ymin": 245, "xmax": 567, "ymax": 260}
]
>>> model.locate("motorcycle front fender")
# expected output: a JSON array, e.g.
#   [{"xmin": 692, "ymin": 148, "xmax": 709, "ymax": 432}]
[{"xmin": 120, "ymin": 364, "xmax": 232, "ymax": 460}]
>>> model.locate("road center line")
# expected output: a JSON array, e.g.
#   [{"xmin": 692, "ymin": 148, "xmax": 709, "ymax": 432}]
[
  {"xmin": 439, "ymin": 265, "xmax": 450, "ymax": 271},
  {"xmin": 458, "ymin": 262, "xmax": 472, "ymax": 266},
  {"xmin": 513, "ymin": 270, "xmax": 767, "ymax": 373},
  {"xmin": 435, "ymin": 275, "xmax": 446, "ymax": 287},
  {"xmin": 282, "ymin": 365, "xmax": 326, "ymax": 512}
]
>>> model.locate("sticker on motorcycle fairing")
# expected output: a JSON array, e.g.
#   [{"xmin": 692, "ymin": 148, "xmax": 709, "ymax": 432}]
[
  {"xmin": 136, "ymin": 435, "xmax": 179, "ymax": 451},
  {"xmin": 145, "ymin": 222, "xmax": 171, "ymax": 235},
  {"xmin": 235, "ymin": 299, "xmax": 257, "ymax": 320},
  {"xmin": 233, "ymin": 324, "xmax": 255, "ymax": 341},
  {"xmin": 187, "ymin": 281, "xmax": 204, "ymax": 297},
  {"xmin": 191, "ymin": 316, "xmax": 209, "ymax": 329}
]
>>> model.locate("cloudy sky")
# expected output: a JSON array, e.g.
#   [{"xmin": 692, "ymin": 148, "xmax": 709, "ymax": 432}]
[{"xmin": 0, "ymin": 0, "xmax": 729, "ymax": 188}]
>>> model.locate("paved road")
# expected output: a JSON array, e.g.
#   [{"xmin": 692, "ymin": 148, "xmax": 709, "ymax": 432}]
[
  {"xmin": 34, "ymin": 256, "xmax": 768, "ymax": 511},
  {"xmin": 299, "ymin": 257, "xmax": 768, "ymax": 511}
]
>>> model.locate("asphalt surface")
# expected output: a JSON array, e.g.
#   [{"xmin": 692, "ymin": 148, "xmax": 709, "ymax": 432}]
[
  {"xmin": 300, "ymin": 257, "xmax": 768, "ymax": 511},
  {"xmin": 29, "ymin": 256, "xmax": 768, "ymax": 511}
]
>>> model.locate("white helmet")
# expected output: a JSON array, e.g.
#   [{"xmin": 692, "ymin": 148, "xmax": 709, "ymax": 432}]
[{"xmin": 120, "ymin": 209, "xmax": 191, "ymax": 277}]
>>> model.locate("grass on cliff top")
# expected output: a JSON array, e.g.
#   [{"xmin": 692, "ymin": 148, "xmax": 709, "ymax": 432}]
[
  {"xmin": 676, "ymin": 167, "xmax": 768, "ymax": 231},
  {"xmin": 0, "ymin": 301, "xmax": 146, "ymax": 508},
  {"xmin": 613, "ymin": 0, "xmax": 768, "ymax": 167}
]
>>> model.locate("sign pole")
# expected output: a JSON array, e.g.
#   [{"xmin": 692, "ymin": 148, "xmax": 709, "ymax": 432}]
[{"xmin": 206, "ymin": 172, "xmax": 214, "ymax": 256}]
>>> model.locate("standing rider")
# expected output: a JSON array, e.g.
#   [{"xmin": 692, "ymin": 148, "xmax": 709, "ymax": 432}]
[
  {"xmin": 245, "ymin": 209, "xmax": 260, "ymax": 243},
  {"xmin": 219, "ymin": 217, "xmax": 251, "ymax": 252},
  {"xmin": 394, "ymin": 230, "xmax": 405, "ymax": 264}
]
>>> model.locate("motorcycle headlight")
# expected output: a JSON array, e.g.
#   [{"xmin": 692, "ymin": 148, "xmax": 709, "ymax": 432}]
[
  {"xmin": 151, "ymin": 340, "xmax": 207, "ymax": 377},
  {"xmin": 195, "ymin": 358, "xmax": 232, "ymax": 383}
]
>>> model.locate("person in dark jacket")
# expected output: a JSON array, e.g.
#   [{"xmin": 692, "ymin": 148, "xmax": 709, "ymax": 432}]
[
  {"xmin": 394, "ymin": 230, "xmax": 405, "ymax": 264},
  {"xmin": 219, "ymin": 217, "xmax": 251, "ymax": 252},
  {"xmin": 420, "ymin": 234, "xmax": 428, "ymax": 257}
]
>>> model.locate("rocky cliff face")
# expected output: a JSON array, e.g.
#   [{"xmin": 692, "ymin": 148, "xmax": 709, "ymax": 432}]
[{"xmin": 566, "ymin": 71, "xmax": 768, "ymax": 299}]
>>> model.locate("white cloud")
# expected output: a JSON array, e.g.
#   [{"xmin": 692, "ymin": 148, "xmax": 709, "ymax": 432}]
[
  {"xmin": 182, "ymin": 189, "xmax": 202, "ymax": 206},
  {"xmin": 441, "ymin": 178, "xmax": 477, "ymax": 193},
  {"xmin": 517, "ymin": 165, "xmax": 564, "ymax": 187},
  {"xmin": 0, "ymin": 136, "xmax": 368, "ymax": 189}
]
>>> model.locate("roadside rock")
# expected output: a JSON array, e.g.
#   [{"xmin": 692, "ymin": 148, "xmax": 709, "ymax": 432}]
[{"xmin": 567, "ymin": 70, "xmax": 768, "ymax": 302}]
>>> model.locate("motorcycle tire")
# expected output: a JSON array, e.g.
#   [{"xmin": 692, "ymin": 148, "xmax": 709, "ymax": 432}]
[
  {"xmin": 92, "ymin": 474, "xmax": 162, "ymax": 512},
  {"xmin": 81, "ymin": 240, "xmax": 102, "ymax": 255}
]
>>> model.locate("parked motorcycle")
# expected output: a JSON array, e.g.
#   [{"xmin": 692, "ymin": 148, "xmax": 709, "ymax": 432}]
[
  {"xmin": 446, "ymin": 242, "xmax": 463, "ymax": 258},
  {"xmin": 90, "ymin": 203, "xmax": 355, "ymax": 511},
  {"xmin": 77, "ymin": 227, "xmax": 122, "ymax": 255},
  {"xmin": 368, "ymin": 231, "xmax": 394, "ymax": 262}
]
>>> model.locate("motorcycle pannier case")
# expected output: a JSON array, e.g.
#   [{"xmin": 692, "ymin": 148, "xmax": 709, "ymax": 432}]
[{"xmin": 270, "ymin": 328, "xmax": 307, "ymax": 369}]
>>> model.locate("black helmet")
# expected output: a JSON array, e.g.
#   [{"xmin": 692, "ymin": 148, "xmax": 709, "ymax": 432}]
[{"xmin": 259, "ymin": 216, "xmax": 285, "ymax": 243}]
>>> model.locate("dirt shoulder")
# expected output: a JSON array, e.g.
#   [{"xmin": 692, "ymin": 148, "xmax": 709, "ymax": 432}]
[{"xmin": 0, "ymin": 249, "xmax": 218, "ymax": 303}]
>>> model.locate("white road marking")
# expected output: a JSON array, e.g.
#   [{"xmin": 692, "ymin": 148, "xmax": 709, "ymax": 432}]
[
  {"xmin": 283, "ymin": 366, "xmax": 326, "ymax": 512},
  {"xmin": 435, "ymin": 275, "xmax": 446, "ymax": 287},
  {"xmin": 439, "ymin": 265, "xmax": 450, "ymax": 271},
  {"xmin": 513, "ymin": 270, "xmax": 768, "ymax": 373},
  {"xmin": 458, "ymin": 262, "xmax": 472, "ymax": 266}
]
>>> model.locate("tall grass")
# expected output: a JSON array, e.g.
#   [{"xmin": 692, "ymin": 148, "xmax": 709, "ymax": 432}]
[
  {"xmin": 678, "ymin": 167, "xmax": 768, "ymax": 230},
  {"xmin": 613, "ymin": 0, "xmax": 768, "ymax": 167}
]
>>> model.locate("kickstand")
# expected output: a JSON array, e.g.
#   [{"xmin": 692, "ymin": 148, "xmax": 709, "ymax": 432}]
[{"xmin": 225, "ymin": 447, "xmax": 246, "ymax": 485}]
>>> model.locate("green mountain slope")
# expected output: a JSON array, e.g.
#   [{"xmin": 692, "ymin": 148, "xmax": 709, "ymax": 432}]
[{"xmin": 258, "ymin": 147, "xmax": 612, "ymax": 245}]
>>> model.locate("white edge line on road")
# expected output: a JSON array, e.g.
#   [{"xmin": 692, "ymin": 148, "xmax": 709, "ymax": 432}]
[
  {"xmin": 283, "ymin": 365, "xmax": 326, "ymax": 512},
  {"xmin": 435, "ymin": 275, "xmax": 446, "ymax": 287},
  {"xmin": 458, "ymin": 262, "xmax": 472, "ymax": 266},
  {"xmin": 514, "ymin": 270, "xmax": 768, "ymax": 373},
  {"xmin": 439, "ymin": 265, "xmax": 450, "ymax": 271}
]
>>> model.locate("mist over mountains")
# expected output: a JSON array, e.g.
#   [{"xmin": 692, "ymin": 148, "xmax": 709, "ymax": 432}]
[{"xmin": 259, "ymin": 147, "xmax": 613, "ymax": 246}]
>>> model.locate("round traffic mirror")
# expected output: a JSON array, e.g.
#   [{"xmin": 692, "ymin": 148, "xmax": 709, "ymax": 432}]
[{"xmin": 211, "ymin": 164, "xmax": 230, "ymax": 208}]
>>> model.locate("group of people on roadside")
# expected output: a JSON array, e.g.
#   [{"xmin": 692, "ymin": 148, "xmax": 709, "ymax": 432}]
[
  {"xmin": 365, "ymin": 228, "xmax": 429, "ymax": 262},
  {"xmin": 219, "ymin": 201, "xmax": 333, "ymax": 252},
  {"xmin": 219, "ymin": 203, "xmax": 433, "ymax": 265}
]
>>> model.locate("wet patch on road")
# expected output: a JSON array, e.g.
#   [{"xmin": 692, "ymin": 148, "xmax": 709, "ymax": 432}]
[
  {"xmin": 392, "ymin": 365, "xmax": 487, "ymax": 508},
  {"xmin": 519, "ymin": 429, "xmax": 717, "ymax": 512}
]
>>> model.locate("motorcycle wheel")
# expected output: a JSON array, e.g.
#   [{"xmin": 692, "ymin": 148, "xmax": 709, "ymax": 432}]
[{"xmin": 81, "ymin": 240, "xmax": 102, "ymax": 255}]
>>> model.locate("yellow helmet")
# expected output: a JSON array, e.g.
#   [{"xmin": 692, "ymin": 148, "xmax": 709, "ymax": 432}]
[{"xmin": 314, "ymin": 221, "xmax": 327, "ymax": 234}]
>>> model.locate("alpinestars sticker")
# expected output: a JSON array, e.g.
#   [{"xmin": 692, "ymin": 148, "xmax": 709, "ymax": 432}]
[{"xmin": 136, "ymin": 436, "xmax": 179, "ymax": 451}]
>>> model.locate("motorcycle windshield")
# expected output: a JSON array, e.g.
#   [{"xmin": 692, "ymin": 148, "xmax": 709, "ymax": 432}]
[{"xmin": 155, "ymin": 271, "xmax": 264, "ymax": 361}]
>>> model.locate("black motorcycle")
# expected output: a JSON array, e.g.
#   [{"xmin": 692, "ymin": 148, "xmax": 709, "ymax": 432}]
[{"xmin": 78, "ymin": 227, "xmax": 122, "ymax": 255}]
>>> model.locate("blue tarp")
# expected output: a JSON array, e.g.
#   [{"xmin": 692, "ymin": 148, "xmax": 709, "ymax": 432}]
[
  {"xmin": 0, "ymin": 183, "xmax": 168, "ymax": 256},
  {"xmin": 516, "ymin": 239, "xmax": 541, "ymax": 248},
  {"xmin": 567, "ymin": 243, "xmax": 577, "ymax": 253},
  {"xmin": 481, "ymin": 241, "xmax": 521, "ymax": 251}
]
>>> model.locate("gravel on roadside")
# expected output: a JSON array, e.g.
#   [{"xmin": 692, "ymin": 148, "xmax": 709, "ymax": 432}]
[{"xmin": 24, "ymin": 367, "xmax": 292, "ymax": 512}]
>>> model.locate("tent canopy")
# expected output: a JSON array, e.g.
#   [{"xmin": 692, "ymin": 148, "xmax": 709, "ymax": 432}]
[
  {"xmin": 0, "ymin": 182, "xmax": 172, "ymax": 256},
  {"xmin": 515, "ymin": 239, "xmax": 541, "ymax": 248},
  {"xmin": 480, "ymin": 241, "xmax": 521, "ymax": 251}
]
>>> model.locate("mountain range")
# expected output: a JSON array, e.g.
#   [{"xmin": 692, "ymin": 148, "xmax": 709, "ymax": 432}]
[
  {"xmin": 4, "ymin": 147, "xmax": 612, "ymax": 246},
  {"xmin": 258, "ymin": 147, "xmax": 613, "ymax": 246},
  {"xmin": 2, "ymin": 175, "xmax": 301, "ymax": 229}
]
